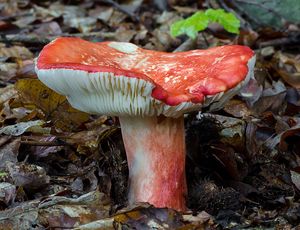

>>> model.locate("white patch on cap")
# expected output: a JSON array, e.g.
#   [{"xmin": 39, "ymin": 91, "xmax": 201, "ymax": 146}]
[{"xmin": 108, "ymin": 42, "xmax": 138, "ymax": 54}]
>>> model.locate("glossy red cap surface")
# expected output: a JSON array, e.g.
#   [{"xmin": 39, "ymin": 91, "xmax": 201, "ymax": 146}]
[{"xmin": 37, "ymin": 37, "xmax": 254, "ymax": 106}]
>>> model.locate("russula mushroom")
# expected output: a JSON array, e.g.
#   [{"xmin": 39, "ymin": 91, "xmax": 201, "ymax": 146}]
[{"xmin": 35, "ymin": 37, "xmax": 255, "ymax": 211}]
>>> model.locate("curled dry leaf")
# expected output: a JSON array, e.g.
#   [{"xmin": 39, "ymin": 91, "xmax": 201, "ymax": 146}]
[
  {"xmin": 265, "ymin": 123, "xmax": 300, "ymax": 152},
  {"xmin": 251, "ymin": 80, "xmax": 287, "ymax": 115},
  {"xmin": 239, "ymin": 76, "xmax": 263, "ymax": 107}
]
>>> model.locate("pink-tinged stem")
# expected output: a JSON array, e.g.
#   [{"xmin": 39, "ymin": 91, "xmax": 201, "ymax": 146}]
[{"xmin": 119, "ymin": 116, "xmax": 186, "ymax": 211}]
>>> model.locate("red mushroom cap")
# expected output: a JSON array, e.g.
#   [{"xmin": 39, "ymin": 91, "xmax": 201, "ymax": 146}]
[{"xmin": 36, "ymin": 37, "xmax": 255, "ymax": 117}]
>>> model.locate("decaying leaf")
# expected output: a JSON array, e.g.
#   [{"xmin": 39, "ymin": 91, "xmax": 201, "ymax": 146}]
[
  {"xmin": 208, "ymin": 113, "xmax": 246, "ymax": 151},
  {"xmin": 274, "ymin": 51, "xmax": 300, "ymax": 88},
  {"xmin": 0, "ymin": 44, "xmax": 33, "ymax": 60},
  {"xmin": 15, "ymin": 79, "xmax": 66, "ymax": 115},
  {"xmin": 38, "ymin": 190, "xmax": 111, "ymax": 228},
  {"xmin": 1, "ymin": 0, "xmax": 300, "ymax": 228},
  {"xmin": 66, "ymin": 126, "xmax": 117, "ymax": 154},
  {"xmin": 291, "ymin": 170, "xmax": 300, "ymax": 191},
  {"xmin": 0, "ymin": 137, "xmax": 20, "ymax": 170},
  {"xmin": 15, "ymin": 79, "xmax": 89, "ymax": 131},
  {"xmin": 0, "ymin": 182, "xmax": 16, "ymax": 206},
  {"xmin": 0, "ymin": 120, "xmax": 45, "ymax": 136},
  {"xmin": 6, "ymin": 162, "xmax": 50, "ymax": 190}
]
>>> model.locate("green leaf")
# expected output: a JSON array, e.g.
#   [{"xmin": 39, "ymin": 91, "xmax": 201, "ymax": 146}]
[
  {"xmin": 184, "ymin": 12, "xmax": 209, "ymax": 39},
  {"xmin": 205, "ymin": 9, "xmax": 240, "ymax": 34},
  {"xmin": 170, "ymin": 8, "xmax": 241, "ymax": 39},
  {"xmin": 204, "ymin": 8, "xmax": 224, "ymax": 22},
  {"xmin": 170, "ymin": 12, "xmax": 209, "ymax": 39},
  {"xmin": 170, "ymin": 20, "xmax": 186, "ymax": 37}
]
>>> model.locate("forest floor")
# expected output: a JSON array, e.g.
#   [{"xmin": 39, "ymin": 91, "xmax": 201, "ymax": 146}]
[{"xmin": 0, "ymin": 0, "xmax": 300, "ymax": 229}]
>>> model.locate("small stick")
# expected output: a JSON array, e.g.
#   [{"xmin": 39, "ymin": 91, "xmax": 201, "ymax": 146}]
[
  {"xmin": 20, "ymin": 140, "xmax": 67, "ymax": 146},
  {"xmin": 0, "ymin": 32, "xmax": 116, "ymax": 45}
]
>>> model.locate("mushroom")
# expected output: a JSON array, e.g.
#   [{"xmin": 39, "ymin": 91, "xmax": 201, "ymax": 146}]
[{"xmin": 35, "ymin": 37, "xmax": 255, "ymax": 211}]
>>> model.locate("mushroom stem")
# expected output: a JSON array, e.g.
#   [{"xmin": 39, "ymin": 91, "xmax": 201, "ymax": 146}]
[{"xmin": 119, "ymin": 115, "xmax": 187, "ymax": 211}]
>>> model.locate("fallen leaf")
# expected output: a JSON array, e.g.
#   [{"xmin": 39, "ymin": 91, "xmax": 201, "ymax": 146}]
[
  {"xmin": 38, "ymin": 190, "xmax": 110, "ymax": 228},
  {"xmin": 0, "ymin": 63, "xmax": 18, "ymax": 82},
  {"xmin": 89, "ymin": 6, "xmax": 114, "ymax": 22},
  {"xmin": 32, "ymin": 136, "xmax": 63, "ymax": 158},
  {"xmin": 0, "ymin": 182, "xmax": 16, "ymax": 206},
  {"xmin": 0, "ymin": 85, "xmax": 17, "ymax": 106},
  {"xmin": 274, "ymin": 51, "xmax": 300, "ymax": 88},
  {"xmin": 15, "ymin": 79, "xmax": 89, "ymax": 131},
  {"xmin": 0, "ymin": 120, "xmax": 45, "ymax": 136},
  {"xmin": 65, "ymin": 17, "xmax": 97, "ymax": 33},
  {"xmin": 6, "ymin": 162, "xmax": 50, "ymax": 190},
  {"xmin": 0, "ymin": 44, "xmax": 33, "ymax": 60},
  {"xmin": 291, "ymin": 170, "xmax": 300, "ymax": 191},
  {"xmin": 0, "ymin": 137, "xmax": 20, "ymax": 170},
  {"xmin": 224, "ymin": 99, "xmax": 252, "ymax": 118},
  {"xmin": 33, "ymin": 21, "xmax": 62, "ymax": 36}
]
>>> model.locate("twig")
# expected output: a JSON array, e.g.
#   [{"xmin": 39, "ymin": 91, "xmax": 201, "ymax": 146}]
[
  {"xmin": 0, "ymin": 32, "xmax": 116, "ymax": 45},
  {"xmin": 258, "ymin": 33, "xmax": 300, "ymax": 48},
  {"xmin": 173, "ymin": 38, "xmax": 197, "ymax": 52},
  {"xmin": 21, "ymin": 140, "xmax": 68, "ymax": 146}
]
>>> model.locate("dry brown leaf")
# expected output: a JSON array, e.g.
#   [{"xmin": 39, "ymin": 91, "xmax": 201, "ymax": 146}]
[
  {"xmin": 16, "ymin": 79, "xmax": 65, "ymax": 114},
  {"xmin": 224, "ymin": 99, "xmax": 252, "ymax": 118},
  {"xmin": 15, "ymin": 79, "xmax": 89, "ymax": 131},
  {"xmin": 66, "ymin": 126, "xmax": 117, "ymax": 155},
  {"xmin": 0, "ymin": 44, "xmax": 33, "ymax": 60}
]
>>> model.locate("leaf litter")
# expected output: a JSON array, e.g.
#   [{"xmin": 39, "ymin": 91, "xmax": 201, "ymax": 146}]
[{"xmin": 0, "ymin": 0, "xmax": 300, "ymax": 229}]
